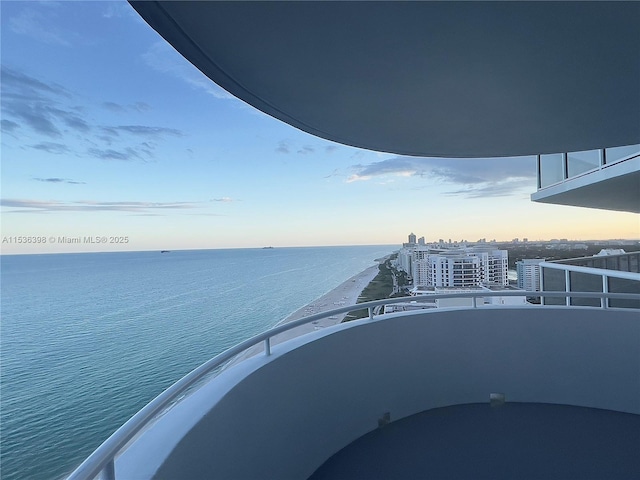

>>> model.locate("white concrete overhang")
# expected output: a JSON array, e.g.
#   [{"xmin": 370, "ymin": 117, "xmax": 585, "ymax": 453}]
[
  {"xmin": 129, "ymin": 1, "xmax": 640, "ymax": 158},
  {"xmin": 531, "ymin": 156, "xmax": 640, "ymax": 213}
]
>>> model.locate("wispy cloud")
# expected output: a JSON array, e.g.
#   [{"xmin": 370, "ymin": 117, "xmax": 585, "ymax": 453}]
[
  {"xmin": 277, "ymin": 140, "xmax": 334, "ymax": 155},
  {"xmin": 111, "ymin": 125, "xmax": 183, "ymax": 138},
  {"xmin": 1, "ymin": 67, "xmax": 88, "ymax": 138},
  {"xmin": 297, "ymin": 145, "xmax": 315, "ymax": 155},
  {"xmin": 30, "ymin": 142, "xmax": 71, "ymax": 155},
  {"xmin": 212, "ymin": 197, "xmax": 236, "ymax": 203},
  {"xmin": 1, "ymin": 66, "xmax": 70, "ymax": 97},
  {"xmin": 87, "ymin": 147, "xmax": 145, "ymax": 162},
  {"xmin": 142, "ymin": 41, "xmax": 235, "ymax": 100},
  {"xmin": 101, "ymin": 2, "xmax": 137, "ymax": 20},
  {"xmin": 9, "ymin": 8, "xmax": 72, "ymax": 46},
  {"xmin": 33, "ymin": 177, "xmax": 85, "ymax": 185},
  {"xmin": 442, "ymin": 179, "xmax": 534, "ymax": 198},
  {"xmin": 102, "ymin": 101, "xmax": 152, "ymax": 113},
  {"xmin": 276, "ymin": 141, "xmax": 290, "ymax": 154},
  {"xmin": 323, "ymin": 169, "xmax": 341, "ymax": 179},
  {"xmin": 347, "ymin": 155, "xmax": 537, "ymax": 197},
  {"xmin": 102, "ymin": 101, "xmax": 126, "ymax": 113},
  {"xmin": 2, "ymin": 67, "xmax": 181, "ymax": 162},
  {"xmin": 1, "ymin": 198, "xmax": 200, "ymax": 213},
  {"xmin": 1, "ymin": 119, "xmax": 20, "ymax": 133}
]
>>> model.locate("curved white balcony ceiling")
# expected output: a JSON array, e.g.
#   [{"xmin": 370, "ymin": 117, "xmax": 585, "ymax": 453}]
[{"xmin": 130, "ymin": 1, "xmax": 639, "ymax": 158}]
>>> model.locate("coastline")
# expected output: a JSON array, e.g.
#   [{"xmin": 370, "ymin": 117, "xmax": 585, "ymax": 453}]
[{"xmin": 224, "ymin": 263, "xmax": 382, "ymax": 368}]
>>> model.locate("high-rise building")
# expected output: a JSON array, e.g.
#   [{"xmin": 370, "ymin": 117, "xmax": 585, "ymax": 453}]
[
  {"xmin": 408, "ymin": 247, "xmax": 509, "ymax": 288},
  {"xmin": 408, "ymin": 232, "xmax": 417, "ymax": 245},
  {"xmin": 517, "ymin": 259, "xmax": 544, "ymax": 291}
]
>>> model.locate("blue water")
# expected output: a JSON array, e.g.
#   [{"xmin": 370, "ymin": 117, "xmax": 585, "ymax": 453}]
[{"xmin": 0, "ymin": 246, "xmax": 393, "ymax": 480}]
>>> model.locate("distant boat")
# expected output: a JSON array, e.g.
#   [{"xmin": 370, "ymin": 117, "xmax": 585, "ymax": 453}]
[
  {"xmin": 160, "ymin": 250, "xmax": 170, "ymax": 253},
  {"xmin": 262, "ymin": 246, "xmax": 275, "ymax": 249}
]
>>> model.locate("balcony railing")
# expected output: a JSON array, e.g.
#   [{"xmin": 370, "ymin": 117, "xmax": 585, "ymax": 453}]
[
  {"xmin": 67, "ymin": 290, "xmax": 640, "ymax": 480},
  {"xmin": 537, "ymin": 144, "xmax": 640, "ymax": 189},
  {"xmin": 540, "ymin": 261, "xmax": 640, "ymax": 308}
]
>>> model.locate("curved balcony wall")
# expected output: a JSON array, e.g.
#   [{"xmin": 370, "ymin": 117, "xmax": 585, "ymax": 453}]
[{"xmin": 117, "ymin": 306, "xmax": 639, "ymax": 479}]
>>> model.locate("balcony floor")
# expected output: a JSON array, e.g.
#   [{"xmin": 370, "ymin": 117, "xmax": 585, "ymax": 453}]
[{"xmin": 309, "ymin": 402, "xmax": 640, "ymax": 480}]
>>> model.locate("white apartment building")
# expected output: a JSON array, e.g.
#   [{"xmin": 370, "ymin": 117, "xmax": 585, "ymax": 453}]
[
  {"xmin": 479, "ymin": 249, "xmax": 509, "ymax": 286},
  {"xmin": 400, "ymin": 246, "xmax": 509, "ymax": 288},
  {"xmin": 517, "ymin": 258, "xmax": 544, "ymax": 291},
  {"xmin": 428, "ymin": 253, "xmax": 482, "ymax": 288}
]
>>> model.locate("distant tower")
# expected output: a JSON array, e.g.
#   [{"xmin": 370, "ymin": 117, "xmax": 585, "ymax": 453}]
[
  {"xmin": 408, "ymin": 232, "xmax": 417, "ymax": 244},
  {"xmin": 517, "ymin": 259, "xmax": 544, "ymax": 291},
  {"xmin": 418, "ymin": 236, "xmax": 425, "ymax": 245}
]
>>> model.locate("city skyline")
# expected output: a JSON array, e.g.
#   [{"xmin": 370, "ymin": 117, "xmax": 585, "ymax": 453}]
[{"xmin": 1, "ymin": 1, "xmax": 638, "ymax": 255}]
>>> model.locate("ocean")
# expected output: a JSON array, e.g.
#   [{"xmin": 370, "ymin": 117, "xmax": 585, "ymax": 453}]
[{"xmin": 0, "ymin": 245, "xmax": 393, "ymax": 480}]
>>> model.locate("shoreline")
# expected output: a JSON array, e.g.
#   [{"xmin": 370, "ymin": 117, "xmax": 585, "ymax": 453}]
[{"xmin": 224, "ymin": 263, "xmax": 382, "ymax": 368}]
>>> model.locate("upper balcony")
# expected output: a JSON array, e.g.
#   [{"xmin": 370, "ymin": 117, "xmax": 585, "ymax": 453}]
[{"xmin": 531, "ymin": 145, "xmax": 640, "ymax": 213}]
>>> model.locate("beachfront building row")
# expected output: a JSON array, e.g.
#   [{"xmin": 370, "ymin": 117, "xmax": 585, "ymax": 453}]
[{"xmin": 396, "ymin": 242, "xmax": 509, "ymax": 289}]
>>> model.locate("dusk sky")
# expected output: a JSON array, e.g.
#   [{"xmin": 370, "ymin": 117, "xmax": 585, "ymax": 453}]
[{"xmin": 1, "ymin": 1, "xmax": 638, "ymax": 254}]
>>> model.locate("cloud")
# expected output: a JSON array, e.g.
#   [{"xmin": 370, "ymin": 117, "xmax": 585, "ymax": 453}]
[
  {"xmin": 142, "ymin": 41, "xmax": 235, "ymax": 100},
  {"xmin": 1, "ymin": 67, "xmax": 91, "ymax": 137},
  {"xmin": 323, "ymin": 169, "xmax": 341, "ymax": 179},
  {"xmin": 1, "ymin": 67, "xmax": 69, "ymax": 97},
  {"xmin": 112, "ymin": 125, "xmax": 183, "ymax": 138},
  {"xmin": 30, "ymin": 142, "xmax": 71, "ymax": 155},
  {"xmin": 97, "ymin": 126, "xmax": 183, "ymax": 147},
  {"xmin": 297, "ymin": 145, "xmax": 315, "ymax": 155},
  {"xmin": 62, "ymin": 113, "xmax": 90, "ymax": 132},
  {"xmin": 5, "ymin": 103, "xmax": 63, "ymax": 137},
  {"xmin": 1, "ymin": 198, "xmax": 200, "ymax": 213},
  {"xmin": 212, "ymin": 197, "xmax": 235, "ymax": 202},
  {"xmin": 1, "ymin": 120, "xmax": 20, "ymax": 133},
  {"xmin": 276, "ymin": 141, "xmax": 324, "ymax": 155},
  {"xmin": 103, "ymin": 101, "xmax": 126, "ymax": 113},
  {"xmin": 101, "ymin": 2, "xmax": 137, "ymax": 20},
  {"xmin": 102, "ymin": 101, "xmax": 152, "ymax": 113},
  {"xmin": 276, "ymin": 141, "xmax": 290, "ymax": 154},
  {"xmin": 87, "ymin": 147, "xmax": 144, "ymax": 161},
  {"xmin": 9, "ymin": 8, "xmax": 71, "ymax": 46},
  {"xmin": 347, "ymin": 155, "xmax": 537, "ymax": 197},
  {"xmin": 33, "ymin": 177, "xmax": 85, "ymax": 185},
  {"xmin": 133, "ymin": 102, "xmax": 151, "ymax": 112},
  {"xmin": 442, "ymin": 179, "xmax": 534, "ymax": 198},
  {"xmin": 325, "ymin": 145, "xmax": 339, "ymax": 153},
  {"xmin": 1, "ymin": 67, "xmax": 180, "ymax": 163}
]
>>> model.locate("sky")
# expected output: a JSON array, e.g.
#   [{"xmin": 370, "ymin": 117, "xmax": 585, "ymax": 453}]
[{"xmin": 1, "ymin": 1, "xmax": 638, "ymax": 254}]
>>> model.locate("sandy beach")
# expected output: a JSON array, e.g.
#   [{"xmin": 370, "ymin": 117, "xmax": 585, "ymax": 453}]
[{"xmin": 224, "ymin": 263, "xmax": 381, "ymax": 368}]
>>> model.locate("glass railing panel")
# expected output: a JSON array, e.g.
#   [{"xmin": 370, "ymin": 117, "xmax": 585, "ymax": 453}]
[
  {"xmin": 569, "ymin": 271, "xmax": 601, "ymax": 307},
  {"xmin": 567, "ymin": 149, "xmax": 601, "ymax": 178},
  {"xmin": 539, "ymin": 153, "xmax": 564, "ymax": 188},
  {"xmin": 605, "ymin": 144, "xmax": 640, "ymax": 165},
  {"xmin": 542, "ymin": 267, "xmax": 565, "ymax": 305},
  {"xmin": 608, "ymin": 276, "xmax": 640, "ymax": 309}
]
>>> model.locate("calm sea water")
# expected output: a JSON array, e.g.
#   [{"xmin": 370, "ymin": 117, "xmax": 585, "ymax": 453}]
[{"xmin": 0, "ymin": 246, "xmax": 393, "ymax": 480}]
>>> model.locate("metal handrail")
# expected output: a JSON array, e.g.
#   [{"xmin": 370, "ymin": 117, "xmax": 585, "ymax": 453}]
[
  {"xmin": 67, "ymin": 290, "xmax": 640, "ymax": 480},
  {"xmin": 540, "ymin": 260, "xmax": 640, "ymax": 280}
]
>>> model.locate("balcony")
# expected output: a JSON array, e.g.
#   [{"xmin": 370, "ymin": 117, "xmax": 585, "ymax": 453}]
[
  {"xmin": 68, "ymin": 292, "xmax": 640, "ymax": 480},
  {"xmin": 531, "ymin": 145, "xmax": 640, "ymax": 213}
]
